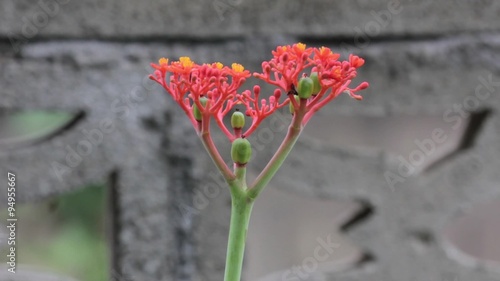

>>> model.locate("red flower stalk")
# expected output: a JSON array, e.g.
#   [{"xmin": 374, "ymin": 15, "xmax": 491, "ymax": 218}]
[{"xmin": 237, "ymin": 86, "xmax": 289, "ymax": 137}]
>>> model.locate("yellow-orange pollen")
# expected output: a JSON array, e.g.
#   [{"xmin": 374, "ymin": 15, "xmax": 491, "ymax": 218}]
[
  {"xmin": 320, "ymin": 47, "xmax": 331, "ymax": 56},
  {"xmin": 159, "ymin": 58, "xmax": 169, "ymax": 65},
  {"xmin": 296, "ymin": 43, "xmax": 306, "ymax": 51},
  {"xmin": 231, "ymin": 63, "xmax": 244, "ymax": 73},
  {"xmin": 179, "ymin": 56, "xmax": 194, "ymax": 68},
  {"xmin": 215, "ymin": 62, "xmax": 223, "ymax": 69}
]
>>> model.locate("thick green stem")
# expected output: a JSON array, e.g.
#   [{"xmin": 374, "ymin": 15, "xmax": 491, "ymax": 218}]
[
  {"xmin": 224, "ymin": 185, "xmax": 253, "ymax": 281},
  {"xmin": 202, "ymin": 99, "xmax": 308, "ymax": 281},
  {"xmin": 234, "ymin": 165, "xmax": 247, "ymax": 190}
]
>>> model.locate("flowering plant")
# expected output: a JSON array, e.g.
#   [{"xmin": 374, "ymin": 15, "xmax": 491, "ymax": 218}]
[{"xmin": 150, "ymin": 43, "xmax": 368, "ymax": 281}]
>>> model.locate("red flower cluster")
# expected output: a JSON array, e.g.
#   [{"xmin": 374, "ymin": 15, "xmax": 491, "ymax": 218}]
[
  {"xmin": 150, "ymin": 57, "xmax": 251, "ymax": 140},
  {"xmin": 149, "ymin": 44, "xmax": 369, "ymax": 140},
  {"xmin": 254, "ymin": 43, "xmax": 369, "ymax": 124}
]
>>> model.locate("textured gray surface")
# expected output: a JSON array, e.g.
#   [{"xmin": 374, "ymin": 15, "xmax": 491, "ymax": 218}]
[
  {"xmin": 260, "ymin": 35, "xmax": 500, "ymax": 281},
  {"xmin": 2, "ymin": 0, "xmax": 500, "ymax": 39},
  {"xmin": 0, "ymin": 1, "xmax": 499, "ymax": 281}
]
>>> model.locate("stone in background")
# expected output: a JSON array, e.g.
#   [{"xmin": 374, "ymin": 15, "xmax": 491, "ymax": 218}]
[{"xmin": 0, "ymin": 1, "xmax": 499, "ymax": 281}]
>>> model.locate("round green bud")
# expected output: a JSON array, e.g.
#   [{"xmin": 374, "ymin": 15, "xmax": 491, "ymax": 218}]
[
  {"xmin": 231, "ymin": 138, "xmax": 252, "ymax": 165},
  {"xmin": 192, "ymin": 97, "xmax": 208, "ymax": 121},
  {"xmin": 231, "ymin": 111, "xmax": 245, "ymax": 129},
  {"xmin": 297, "ymin": 77, "xmax": 314, "ymax": 99},
  {"xmin": 309, "ymin": 72, "xmax": 321, "ymax": 95},
  {"xmin": 289, "ymin": 95, "xmax": 300, "ymax": 114}
]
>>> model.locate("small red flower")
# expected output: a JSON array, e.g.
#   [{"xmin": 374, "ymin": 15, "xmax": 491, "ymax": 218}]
[{"xmin": 255, "ymin": 43, "xmax": 314, "ymax": 92}]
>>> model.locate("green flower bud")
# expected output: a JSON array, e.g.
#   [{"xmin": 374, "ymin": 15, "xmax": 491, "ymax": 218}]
[
  {"xmin": 297, "ymin": 77, "xmax": 314, "ymax": 99},
  {"xmin": 231, "ymin": 111, "xmax": 245, "ymax": 129},
  {"xmin": 192, "ymin": 97, "xmax": 208, "ymax": 121},
  {"xmin": 309, "ymin": 72, "xmax": 321, "ymax": 95},
  {"xmin": 289, "ymin": 95, "xmax": 300, "ymax": 114},
  {"xmin": 231, "ymin": 138, "xmax": 252, "ymax": 165}
]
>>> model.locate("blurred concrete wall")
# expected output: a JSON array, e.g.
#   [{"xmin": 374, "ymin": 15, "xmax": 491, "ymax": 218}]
[{"xmin": 1, "ymin": 1, "xmax": 500, "ymax": 281}]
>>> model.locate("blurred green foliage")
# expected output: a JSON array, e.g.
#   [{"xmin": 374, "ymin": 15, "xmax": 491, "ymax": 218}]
[
  {"xmin": 1, "ymin": 111, "xmax": 78, "ymax": 144},
  {"xmin": 2, "ymin": 184, "xmax": 109, "ymax": 281}
]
